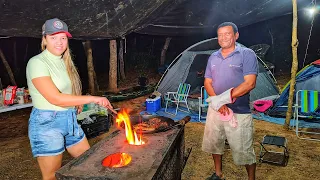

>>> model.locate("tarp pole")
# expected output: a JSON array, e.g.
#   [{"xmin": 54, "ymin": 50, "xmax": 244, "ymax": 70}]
[{"xmin": 284, "ymin": 0, "xmax": 299, "ymax": 129}]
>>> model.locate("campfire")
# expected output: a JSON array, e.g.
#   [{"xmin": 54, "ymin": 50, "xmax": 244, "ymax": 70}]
[
  {"xmin": 101, "ymin": 109, "xmax": 145, "ymax": 168},
  {"xmin": 56, "ymin": 110, "xmax": 191, "ymax": 180},
  {"xmin": 115, "ymin": 110, "xmax": 145, "ymax": 145}
]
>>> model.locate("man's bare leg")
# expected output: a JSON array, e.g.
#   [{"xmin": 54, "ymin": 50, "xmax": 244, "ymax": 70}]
[
  {"xmin": 212, "ymin": 154, "xmax": 223, "ymax": 177},
  {"xmin": 245, "ymin": 163, "xmax": 256, "ymax": 180}
]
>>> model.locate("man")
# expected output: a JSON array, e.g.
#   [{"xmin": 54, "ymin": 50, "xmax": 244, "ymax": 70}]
[{"xmin": 202, "ymin": 22, "xmax": 258, "ymax": 180}]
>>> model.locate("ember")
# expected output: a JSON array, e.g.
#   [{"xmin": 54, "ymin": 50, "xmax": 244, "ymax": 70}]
[
  {"xmin": 116, "ymin": 110, "xmax": 145, "ymax": 145},
  {"xmin": 102, "ymin": 152, "xmax": 132, "ymax": 168}
]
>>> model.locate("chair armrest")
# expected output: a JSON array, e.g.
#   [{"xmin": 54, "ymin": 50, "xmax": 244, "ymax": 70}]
[
  {"xmin": 166, "ymin": 92, "xmax": 177, "ymax": 95},
  {"xmin": 177, "ymin": 94, "xmax": 189, "ymax": 97},
  {"xmin": 165, "ymin": 92, "xmax": 178, "ymax": 99}
]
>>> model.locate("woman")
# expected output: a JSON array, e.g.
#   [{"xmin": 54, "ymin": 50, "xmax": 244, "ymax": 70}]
[{"xmin": 26, "ymin": 18, "xmax": 114, "ymax": 180}]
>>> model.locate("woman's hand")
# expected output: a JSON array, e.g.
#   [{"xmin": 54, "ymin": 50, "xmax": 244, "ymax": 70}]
[
  {"xmin": 76, "ymin": 105, "xmax": 83, "ymax": 114},
  {"xmin": 92, "ymin": 96, "xmax": 113, "ymax": 110}
]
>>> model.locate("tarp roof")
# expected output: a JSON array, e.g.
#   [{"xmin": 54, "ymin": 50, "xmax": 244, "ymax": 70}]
[{"xmin": 0, "ymin": 0, "xmax": 311, "ymax": 40}]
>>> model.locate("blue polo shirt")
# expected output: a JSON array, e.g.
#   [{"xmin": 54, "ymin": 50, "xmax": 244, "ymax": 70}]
[{"xmin": 204, "ymin": 45, "xmax": 258, "ymax": 113}]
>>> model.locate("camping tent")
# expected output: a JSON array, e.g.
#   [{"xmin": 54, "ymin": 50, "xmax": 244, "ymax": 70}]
[
  {"xmin": 269, "ymin": 60, "xmax": 320, "ymax": 117},
  {"xmin": 156, "ymin": 38, "xmax": 279, "ymax": 106}
]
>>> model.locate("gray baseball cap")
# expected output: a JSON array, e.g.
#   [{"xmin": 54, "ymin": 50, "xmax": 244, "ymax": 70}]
[{"xmin": 42, "ymin": 18, "xmax": 72, "ymax": 37}]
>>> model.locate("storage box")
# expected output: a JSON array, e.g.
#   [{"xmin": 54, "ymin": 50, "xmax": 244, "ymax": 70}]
[
  {"xmin": 79, "ymin": 114, "xmax": 112, "ymax": 139},
  {"xmin": 77, "ymin": 107, "xmax": 111, "ymax": 139},
  {"xmin": 146, "ymin": 96, "xmax": 161, "ymax": 113}
]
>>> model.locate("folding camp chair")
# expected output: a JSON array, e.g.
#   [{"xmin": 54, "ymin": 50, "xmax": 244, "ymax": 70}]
[
  {"xmin": 198, "ymin": 86, "xmax": 209, "ymax": 122},
  {"xmin": 294, "ymin": 90, "xmax": 320, "ymax": 141},
  {"xmin": 164, "ymin": 83, "xmax": 191, "ymax": 115},
  {"xmin": 259, "ymin": 135, "xmax": 289, "ymax": 166}
]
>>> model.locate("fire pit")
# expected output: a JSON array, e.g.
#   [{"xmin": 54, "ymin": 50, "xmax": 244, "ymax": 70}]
[{"xmin": 56, "ymin": 112, "xmax": 188, "ymax": 180}]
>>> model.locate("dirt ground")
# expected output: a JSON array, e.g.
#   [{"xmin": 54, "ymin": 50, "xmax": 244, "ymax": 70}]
[{"xmin": 1, "ymin": 73, "xmax": 320, "ymax": 180}]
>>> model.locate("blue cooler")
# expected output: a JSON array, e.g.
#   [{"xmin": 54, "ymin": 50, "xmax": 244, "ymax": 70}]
[{"xmin": 146, "ymin": 96, "xmax": 161, "ymax": 113}]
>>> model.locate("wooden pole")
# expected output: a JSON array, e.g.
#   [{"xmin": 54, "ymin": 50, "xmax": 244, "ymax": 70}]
[
  {"xmin": 0, "ymin": 48, "xmax": 16, "ymax": 86},
  {"xmin": 284, "ymin": 0, "xmax": 299, "ymax": 129},
  {"xmin": 82, "ymin": 40, "xmax": 96, "ymax": 95},
  {"xmin": 93, "ymin": 69, "xmax": 100, "ymax": 93},
  {"xmin": 160, "ymin": 37, "xmax": 171, "ymax": 66},
  {"xmin": 109, "ymin": 40, "xmax": 118, "ymax": 91},
  {"xmin": 119, "ymin": 39, "xmax": 126, "ymax": 80}
]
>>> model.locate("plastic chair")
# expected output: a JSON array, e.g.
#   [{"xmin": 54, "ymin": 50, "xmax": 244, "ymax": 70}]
[
  {"xmin": 294, "ymin": 90, "xmax": 320, "ymax": 141},
  {"xmin": 164, "ymin": 83, "xmax": 191, "ymax": 115},
  {"xmin": 198, "ymin": 86, "xmax": 209, "ymax": 122}
]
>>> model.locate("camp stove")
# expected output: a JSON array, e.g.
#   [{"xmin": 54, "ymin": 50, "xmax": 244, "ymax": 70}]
[{"xmin": 56, "ymin": 111, "xmax": 188, "ymax": 180}]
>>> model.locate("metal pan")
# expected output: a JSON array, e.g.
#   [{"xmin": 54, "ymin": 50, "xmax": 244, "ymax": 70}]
[{"xmin": 129, "ymin": 115, "xmax": 190, "ymax": 134}]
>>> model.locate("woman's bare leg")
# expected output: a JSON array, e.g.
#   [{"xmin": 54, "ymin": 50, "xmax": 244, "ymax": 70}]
[
  {"xmin": 37, "ymin": 154, "xmax": 63, "ymax": 180},
  {"xmin": 67, "ymin": 137, "xmax": 90, "ymax": 158}
]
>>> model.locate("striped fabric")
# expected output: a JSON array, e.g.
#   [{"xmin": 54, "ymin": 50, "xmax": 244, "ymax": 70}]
[
  {"xmin": 299, "ymin": 90, "xmax": 319, "ymax": 113},
  {"xmin": 178, "ymin": 83, "xmax": 190, "ymax": 100}
]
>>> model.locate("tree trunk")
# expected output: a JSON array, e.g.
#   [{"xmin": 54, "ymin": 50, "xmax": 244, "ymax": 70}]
[
  {"xmin": 93, "ymin": 69, "xmax": 100, "ymax": 93},
  {"xmin": 0, "ymin": 48, "xmax": 16, "ymax": 86},
  {"xmin": 119, "ymin": 39, "xmax": 126, "ymax": 80},
  {"xmin": 284, "ymin": 0, "xmax": 299, "ymax": 130},
  {"xmin": 82, "ymin": 40, "xmax": 96, "ymax": 95},
  {"xmin": 150, "ymin": 38, "xmax": 155, "ymax": 55},
  {"xmin": 160, "ymin": 37, "xmax": 172, "ymax": 66},
  {"xmin": 109, "ymin": 40, "xmax": 117, "ymax": 92}
]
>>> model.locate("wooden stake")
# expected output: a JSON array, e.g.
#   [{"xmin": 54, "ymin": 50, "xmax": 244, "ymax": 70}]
[
  {"xmin": 82, "ymin": 40, "xmax": 96, "ymax": 95},
  {"xmin": 119, "ymin": 39, "xmax": 126, "ymax": 80},
  {"xmin": 0, "ymin": 48, "xmax": 16, "ymax": 86},
  {"xmin": 284, "ymin": 0, "xmax": 299, "ymax": 129},
  {"xmin": 160, "ymin": 37, "xmax": 171, "ymax": 66},
  {"xmin": 109, "ymin": 40, "xmax": 117, "ymax": 92}
]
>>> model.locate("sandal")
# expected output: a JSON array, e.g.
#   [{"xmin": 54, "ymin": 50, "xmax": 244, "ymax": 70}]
[{"xmin": 206, "ymin": 173, "xmax": 225, "ymax": 180}]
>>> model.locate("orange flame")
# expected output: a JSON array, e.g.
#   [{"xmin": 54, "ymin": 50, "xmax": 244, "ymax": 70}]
[
  {"xmin": 116, "ymin": 110, "xmax": 145, "ymax": 145},
  {"xmin": 102, "ymin": 152, "xmax": 132, "ymax": 168}
]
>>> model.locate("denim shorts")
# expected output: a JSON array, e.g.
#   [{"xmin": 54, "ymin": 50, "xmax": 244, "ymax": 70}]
[{"xmin": 28, "ymin": 108, "xmax": 85, "ymax": 157}]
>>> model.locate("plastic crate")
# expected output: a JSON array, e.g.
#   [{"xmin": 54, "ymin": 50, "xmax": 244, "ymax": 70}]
[
  {"xmin": 80, "ymin": 114, "xmax": 112, "ymax": 139},
  {"xmin": 146, "ymin": 96, "xmax": 161, "ymax": 113}
]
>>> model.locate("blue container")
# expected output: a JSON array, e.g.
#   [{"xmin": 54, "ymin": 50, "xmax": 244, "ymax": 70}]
[{"xmin": 146, "ymin": 96, "xmax": 161, "ymax": 113}]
